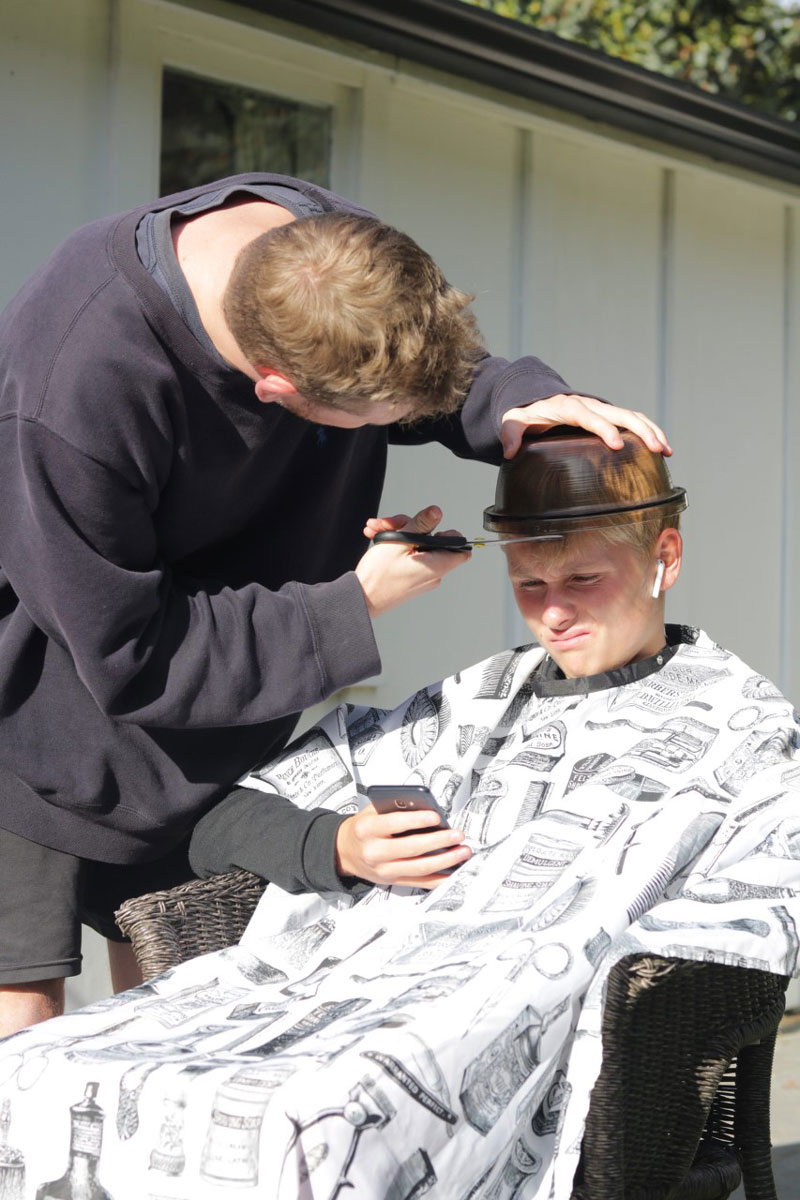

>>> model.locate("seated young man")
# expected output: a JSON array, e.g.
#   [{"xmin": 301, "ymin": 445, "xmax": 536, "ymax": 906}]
[{"xmin": 0, "ymin": 433, "xmax": 797, "ymax": 1200}]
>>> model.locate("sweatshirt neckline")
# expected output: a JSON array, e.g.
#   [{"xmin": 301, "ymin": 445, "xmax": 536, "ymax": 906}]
[{"xmin": 108, "ymin": 175, "xmax": 336, "ymax": 385}]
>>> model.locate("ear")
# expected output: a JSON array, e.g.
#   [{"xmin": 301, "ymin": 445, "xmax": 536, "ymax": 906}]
[
  {"xmin": 253, "ymin": 368, "xmax": 298, "ymax": 405},
  {"xmin": 654, "ymin": 528, "xmax": 682, "ymax": 593}
]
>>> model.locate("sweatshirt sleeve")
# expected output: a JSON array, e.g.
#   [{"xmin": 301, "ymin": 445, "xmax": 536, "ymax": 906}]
[
  {"xmin": 0, "ymin": 418, "xmax": 380, "ymax": 728},
  {"xmin": 389, "ymin": 353, "xmax": 573, "ymax": 463},
  {"xmin": 188, "ymin": 786, "xmax": 368, "ymax": 897}
]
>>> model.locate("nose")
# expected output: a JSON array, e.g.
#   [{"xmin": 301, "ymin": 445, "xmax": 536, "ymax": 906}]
[{"xmin": 541, "ymin": 589, "xmax": 576, "ymax": 630}]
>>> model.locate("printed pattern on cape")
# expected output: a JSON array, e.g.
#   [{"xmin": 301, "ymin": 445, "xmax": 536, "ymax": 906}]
[{"xmin": 0, "ymin": 630, "xmax": 798, "ymax": 1200}]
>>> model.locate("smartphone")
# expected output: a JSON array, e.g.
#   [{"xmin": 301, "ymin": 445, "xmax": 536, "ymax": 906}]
[{"xmin": 366, "ymin": 785, "xmax": 450, "ymax": 833}]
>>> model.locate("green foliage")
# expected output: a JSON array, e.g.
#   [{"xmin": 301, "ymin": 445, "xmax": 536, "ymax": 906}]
[{"xmin": 460, "ymin": 0, "xmax": 800, "ymax": 120}]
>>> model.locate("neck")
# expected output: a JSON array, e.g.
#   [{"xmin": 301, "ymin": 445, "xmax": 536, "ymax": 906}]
[{"xmin": 172, "ymin": 198, "xmax": 295, "ymax": 375}]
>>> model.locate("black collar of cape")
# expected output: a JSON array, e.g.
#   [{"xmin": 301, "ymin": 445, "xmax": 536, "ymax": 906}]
[{"xmin": 530, "ymin": 624, "xmax": 700, "ymax": 697}]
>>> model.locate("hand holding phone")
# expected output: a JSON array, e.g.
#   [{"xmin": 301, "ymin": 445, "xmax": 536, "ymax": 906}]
[{"xmin": 334, "ymin": 785, "xmax": 470, "ymax": 888}]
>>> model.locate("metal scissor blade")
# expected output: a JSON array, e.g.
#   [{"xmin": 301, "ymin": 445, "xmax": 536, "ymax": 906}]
[{"xmin": 371, "ymin": 531, "xmax": 561, "ymax": 552}]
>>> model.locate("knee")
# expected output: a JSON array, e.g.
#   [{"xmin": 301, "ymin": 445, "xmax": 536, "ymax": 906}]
[{"xmin": 0, "ymin": 979, "xmax": 65, "ymax": 1036}]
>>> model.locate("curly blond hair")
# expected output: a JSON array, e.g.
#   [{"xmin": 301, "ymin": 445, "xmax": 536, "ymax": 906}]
[{"xmin": 223, "ymin": 213, "xmax": 484, "ymax": 420}]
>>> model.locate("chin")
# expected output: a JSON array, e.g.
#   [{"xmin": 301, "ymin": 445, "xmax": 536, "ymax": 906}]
[{"xmin": 549, "ymin": 643, "xmax": 616, "ymax": 680}]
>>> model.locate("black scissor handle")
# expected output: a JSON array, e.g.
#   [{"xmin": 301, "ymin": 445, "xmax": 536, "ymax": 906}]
[{"xmin": 371, "ymin": 530, "xmax": 471, "ymax": 552}]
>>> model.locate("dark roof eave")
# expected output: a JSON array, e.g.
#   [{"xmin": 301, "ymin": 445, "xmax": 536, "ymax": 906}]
[{"xmin": 232, "ymin": 0, "xmax": 800, "ymax": 187}]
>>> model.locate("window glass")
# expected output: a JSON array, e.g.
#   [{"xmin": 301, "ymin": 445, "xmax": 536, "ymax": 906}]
[{"xmin": 160, "ymin": 69, "xmax": 332, "ymax": 194}]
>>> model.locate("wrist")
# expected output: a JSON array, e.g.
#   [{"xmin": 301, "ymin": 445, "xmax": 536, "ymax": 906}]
[
  {"xmin": 353, "ymin": 563, "xmax": 379, "ymax": 619},
  {"xmin": 335, "ymin": 815, "xmax": 358, "ymax": 878}
]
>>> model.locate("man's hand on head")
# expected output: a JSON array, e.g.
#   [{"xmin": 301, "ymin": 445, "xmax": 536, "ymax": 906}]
[
  {"xmin": 355, "ymin": 505, "xmax": 470, "ymax": 619},
  {"xmin": 500, "ymin": 394, "xmax": 671, "ymax": 460},
  {"xmin": 335, "ymin": 803, "xmax": 472, "ymax": 888}
]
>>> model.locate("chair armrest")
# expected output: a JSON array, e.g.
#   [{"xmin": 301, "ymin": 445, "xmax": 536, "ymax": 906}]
[{"xmin": 573, "ymin": 955, "xmax": 788, "ymax": 1200}]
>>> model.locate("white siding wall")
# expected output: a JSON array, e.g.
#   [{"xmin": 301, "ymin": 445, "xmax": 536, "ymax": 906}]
[{"xmin": 1, "ymin": 0, "xmax": 799, "ymax": 1003}]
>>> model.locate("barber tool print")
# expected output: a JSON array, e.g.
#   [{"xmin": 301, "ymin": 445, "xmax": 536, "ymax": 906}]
[
  {"xmin": 279, "ymin": 1077, "xmax": 395, "ymax": 1199},
  {"xmin": 460, "ymin": 1006, "xmax": 545, "ymax": 1135},
  {"xmin": 384, "ymin": 1148, "xmax": 437, "ymax": 1200},
  {"xmin": 458, "ymin": 725, "xmax": 491, "ymax": 757},
  {"xmin": 3, "ymin": 630, "xmax": 800, "ymax": 1200},
  {"xmin": 428, "ymin": 766, "xmax": 463, "ymax": 815},
  {"xmin": 536, "ymin": 803, "xmax": 629, "ymax": 843},
  {"xmin": 149, "ymin": 1087, "xmax": 187, "ymax": 1178},
  {"xmin": 714, "ymin": 728, "xmax": 794, "ymax": 795},
  {"xmin": 628, "ymin": 716, "xmax": 718, "ymax": 773},
  {"xmin": 513, "ymin": 780, "xmax": 552, "ymax": 827},
  {"xmin": 425, "ymin": 873, "xmax": 470, "ymax": 913},
  {"xmin": 201, "ymin": 1065, "xmax": 295, "ymax": 1187},
  {"xmin": 532, "ymin": 1070, "xmax": 570, "ymax": 1139},
  {"xmin": 752, "ymin": 816, "xmax": 800, "ymax": 860},
  {"xmin": 475, "ymin": 650, "xmax": 528, "ymax": 700},
  {"xmin": 583, "ymin": 928, "xmax": 612, "ymax": 966},
  {"xmin": 460, "ymin": 1001, "xmax": 567, "ymax": 1137},
  {"xmin": 264, "ymin": 917, "xmax": 337, "ymax": 973},
  {"xmin": 0, "ymin": 1100, "xmax": 25, "ymax": 1200},
  {"xmin": 35, "ymin": 1082, "xmax": 113, "ymax": 1200},
  {"xmin": 401, "ymin": 691, "xmax": 443, "ymax": 768},
  {"xmin": 116, "ymin": 1063, "xmax": 158, "ymax": 1140},
  {"xmin": 481, "ymin": 840, "xmax": 583, "ymax": 916},
  {"xmin": 742, "ymin": 674, "xmax": 784, "ymax": 701},
  {"xmin": 509, "ymin": 722, "xmax": 567, "ymax": 773},
  {"xmin": 135, "ymin": 981, "xmax": 250, "ymax": 1029},
  {"xmin": 493, "ymin": 1131, "xmax": 542, "ymax": 1200},
  {"xmin": 253, "ymin": 728, "xmax": 353, "ymax": 807},
  {"xmin": 607, "ymin": 662, "xmax": 726, "ymax": 715},
  {"xmin": 568, "ymin": 754, "xmax": 665, "ymax": 804},
  {"xmin": 461, "ymin": 782, "xmax": 511, "ymax": 845},
  {"xmin": 218, "ymin": 948, "xmax": 288, "ymax": 986},
  {"xmin": 771, "ymin": 905, "xmax": 800, "ymax": 976},
  {"xmin": 362, "ymin": 1047, "xmax": 456, "ymax": 1129}
]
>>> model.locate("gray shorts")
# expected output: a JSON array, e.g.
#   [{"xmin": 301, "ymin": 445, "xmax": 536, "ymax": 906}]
[{"xmin": 0, "ymin": 827, "xmax": 195, "ymax": 984}]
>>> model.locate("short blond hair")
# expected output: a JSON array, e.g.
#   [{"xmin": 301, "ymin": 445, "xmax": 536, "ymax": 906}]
[
  {"xmin": 223, "ymin": 213, "xmax": 483, "ymax": 419},
  {"xmin": 508, "ymin": 514, "xmax": 681, "ymax": 572}
]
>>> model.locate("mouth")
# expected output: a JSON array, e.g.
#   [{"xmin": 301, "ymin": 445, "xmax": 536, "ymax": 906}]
[{"xmin": 547, "ymin": 630, "xmax": 590, "ymax": 649}]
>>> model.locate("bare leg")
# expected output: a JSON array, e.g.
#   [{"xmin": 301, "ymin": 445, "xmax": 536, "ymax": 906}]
[
  {"xmin": 107, "ymin": 940, "xmax": 143, "ymax": 994},
  {"xmin": 0, "ymin": 980, "xmax": 64, "ymax": 1037}
]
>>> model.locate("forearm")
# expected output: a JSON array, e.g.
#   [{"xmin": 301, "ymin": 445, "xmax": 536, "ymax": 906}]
[
  {"xmin": 189, "ymin": 786, "xmax": 368, "ymax": 897},
  {"xmin": 0, "ymin": 421, "xmax": 381, "ymax": 727}
]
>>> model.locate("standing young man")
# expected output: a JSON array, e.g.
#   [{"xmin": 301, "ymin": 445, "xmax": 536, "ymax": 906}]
[{"xmin": 0, "ymin": 173, "xmax": 668, "ymax": 1033}]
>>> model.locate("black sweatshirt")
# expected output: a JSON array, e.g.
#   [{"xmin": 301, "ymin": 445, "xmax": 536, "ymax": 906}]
[{"xmin": 0, "ymin": 173, "xmax": 570, "ymax": 864}]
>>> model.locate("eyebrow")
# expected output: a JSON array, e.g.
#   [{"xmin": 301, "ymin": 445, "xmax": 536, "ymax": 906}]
[{"xmin": 508, "ymin": 560, "xmax": 607, "ymax": 580}]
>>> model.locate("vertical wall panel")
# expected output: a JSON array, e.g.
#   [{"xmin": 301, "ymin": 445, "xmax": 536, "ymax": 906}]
[
  {"xmin": 363, "ymin": 84, "xmax": 522, "ymax": 705},
  {"xmin": 525, "ymin": 135, "xmax": 663, "ymax": 408},
  {"xmin": 668, "ymin": 175, "xmax": 786, "ymax": 680},
  {"xmin": 0, "ymin": 0, "xmax": 111, "ymax": 301}
]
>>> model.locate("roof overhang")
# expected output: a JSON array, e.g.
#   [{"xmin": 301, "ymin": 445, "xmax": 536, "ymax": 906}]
[{"xmin": 228, "ymin": 0, "xmax": 800, "ymax": 187}]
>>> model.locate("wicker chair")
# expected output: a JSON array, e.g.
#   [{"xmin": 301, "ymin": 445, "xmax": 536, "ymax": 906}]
[{"xmin": 116, "ymin": 871, "xmax": 788, "ymax": 1200}]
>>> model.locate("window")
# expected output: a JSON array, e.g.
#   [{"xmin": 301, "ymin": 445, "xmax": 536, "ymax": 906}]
[{"xmin": 160, "ymin": 69, "xmax": 332, "ymax": 194}]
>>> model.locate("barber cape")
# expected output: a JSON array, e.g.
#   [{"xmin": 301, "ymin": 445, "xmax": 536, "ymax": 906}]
[{"xmin": 1, "ymin": 627, "xmax": 799, "ymax": 1200}]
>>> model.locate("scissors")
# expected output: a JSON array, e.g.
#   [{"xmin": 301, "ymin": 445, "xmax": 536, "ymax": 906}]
[{"xmin": 371, "ymin": 531, "xmax": 559, "ymax": 552}]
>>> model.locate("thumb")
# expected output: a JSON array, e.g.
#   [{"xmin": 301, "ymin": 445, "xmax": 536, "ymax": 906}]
[
  {"xmin": 500, "ymin": 417, "xmax": 524, "ymax": 460},
  {"xmin": 403, "ymin": 505, "xmax": 442, "ymax": 533}
]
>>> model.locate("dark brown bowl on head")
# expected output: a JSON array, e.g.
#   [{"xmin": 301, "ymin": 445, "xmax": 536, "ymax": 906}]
[{"xmin": 483, "ymin": 427, "xmax": 686, "ymax": 537}]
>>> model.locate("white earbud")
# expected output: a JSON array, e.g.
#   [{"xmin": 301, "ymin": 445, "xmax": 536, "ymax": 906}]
[{"xmin": 652, "ymin": 559, "xmax": 666, "ymax": 599}]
